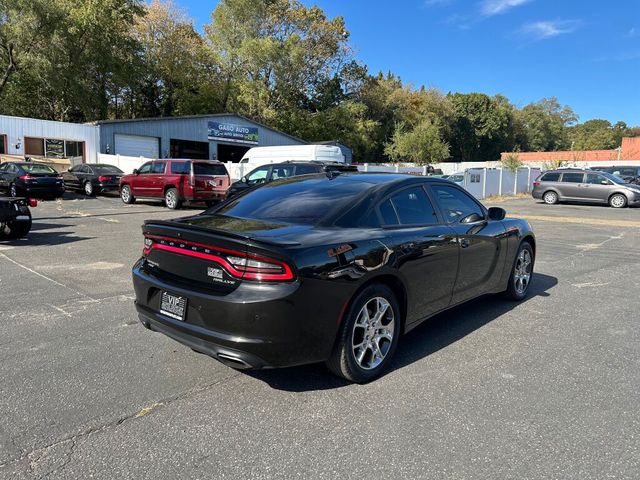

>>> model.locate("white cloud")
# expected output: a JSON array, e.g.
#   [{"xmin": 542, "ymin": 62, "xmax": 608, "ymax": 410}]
[
  {"xmin": 480, "ymin": 0, "xmax": 531, "ymax": 16},
  {"xmin": 520, "ymin": 20, "xmax": 581, "ymax": 40}
]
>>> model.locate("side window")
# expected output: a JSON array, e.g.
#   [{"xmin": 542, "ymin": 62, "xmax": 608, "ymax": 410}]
[
  {"xmin": 295, "ymin": 164, "xmax": 320, "ymax": 175},
  {"xmin": 561, "ymin": 173, "xmax": 584, "ymax": 183},
  {"xmin": 0, "ymin": 163, "xmax": 7, "ymax": 172},
  {"xmin": 246, "ymin": 166, "xmax": 270, "ymax": 184},
  {"xmin": 151, "ymin": 162, "xmax": 166, "ymax": 174},
  {"xmin": 171, "ymin": 162, "xmax": 191, "ymax": 174},
  {"xmin": 585, "ymin": 173, "xmax": 608, "ymax": 185},
  {"xmin": 431, "ymin": 184, "xmax": 484, "ymax": 224},
  {"xmin": 78, "ymin": 165, "xmax": 89, "ymax": 174},
  {"xmin": 378, "ymin": 186, "xmax": 439, "ymax": 226},
  {"xmin": 8, "ymin": 164, "xmax": 17, "ymax": 173},
  {"xmin": 137, "ymin": 162, "xmax": 152, "ymax": 174},
  {"xmin": 271, "ymin": 165, "xmax": 294, "ymax": 180},
  {"xmin": 85, "ymin": 166, "xmax": 94, "ymax": 175},
  {"xmin": 541, "ymin": 172, "xmax": 560, "ymax": 182}
]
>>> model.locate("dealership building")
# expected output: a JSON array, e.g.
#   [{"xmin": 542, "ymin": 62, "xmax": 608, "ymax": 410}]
[
  {"xmin": 1, "ymin": 113, "xmax": 348, "ymax": 165},
  {"xmin": 96, "ymin": 114, "xmax": 307, "ymax": 163}
]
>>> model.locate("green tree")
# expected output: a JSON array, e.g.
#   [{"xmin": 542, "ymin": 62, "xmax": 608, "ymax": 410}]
[
  {"xmin": 518, "ymin": 97, "xmax": 577, "ymax": 152},
  {"xmin": 384, "ymin": 121, "xmax": 449, "ymax": 165},
  {"xmin": 447, "ymin": 93, "xmax": 516, "ymax": 162},
  {"xmin": 568, "ymin": 119, "xmax": 616, "ymax": 150}
]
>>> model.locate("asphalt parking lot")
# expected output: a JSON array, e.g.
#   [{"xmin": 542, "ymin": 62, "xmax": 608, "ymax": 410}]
[{"xmin": 1, "ymin": 193, "xmax": 639, "ymax": 479}]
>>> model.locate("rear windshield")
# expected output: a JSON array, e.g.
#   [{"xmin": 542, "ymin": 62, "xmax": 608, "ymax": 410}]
[
  {"xmin": 21, "ymin": 164, "xmax": 57, "ymax": 174},
  {"xmin": 213, "ymin": 177, "xmax": 371, "ymax": 225},
  {"xmin": 93, "ymin": 165, "xmax": 123, "ymax": 174},
  {"xmin": 194, "ymin": 162, "xmax": 227, "ymax": 176}
]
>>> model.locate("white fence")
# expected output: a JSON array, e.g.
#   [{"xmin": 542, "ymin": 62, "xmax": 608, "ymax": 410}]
[{"xmin": 462, "ymin": 167, "xmax": 541, "ymax": 198}]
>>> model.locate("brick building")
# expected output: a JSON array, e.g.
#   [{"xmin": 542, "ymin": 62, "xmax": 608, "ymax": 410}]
[{"xmin": 501, "ymin": 137, "xmax": 640, "ymax": 163}]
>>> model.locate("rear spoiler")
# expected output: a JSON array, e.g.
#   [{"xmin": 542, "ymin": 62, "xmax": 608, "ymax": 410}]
[{"xmin": 142, "ymin": 219, "xmax": 301, "ymax": 247}]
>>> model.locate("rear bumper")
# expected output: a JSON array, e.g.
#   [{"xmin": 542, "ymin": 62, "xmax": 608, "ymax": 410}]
[
  {"xmin": 23, "ymin": 185, "xmax": 65, "ymax": 198},
  {"xmin": 132, "ymin": 259, "xmax": 354, "ymax": 368},
  {"xmin": 186, "ymin": 190, "xmax": 227, "ymax": 201},
  {"xmin": 96, "ymin": 182, "xmax": 120, "ymax": 192}
]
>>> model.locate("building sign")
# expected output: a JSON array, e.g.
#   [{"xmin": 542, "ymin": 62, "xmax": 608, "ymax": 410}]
[
  {"xmin": 45, "ymin": 139, "xmax": 65, "ymax": 158},
  {"xmin": 207, "ymin": 121, "xmax": 259, "ymax": 145}
]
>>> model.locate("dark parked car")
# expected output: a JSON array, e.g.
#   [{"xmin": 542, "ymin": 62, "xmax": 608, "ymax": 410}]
[
  {"xmin": 590, "ymin": 165, "xmax": 640, "ymax": 185},
  {"xmin": 532, "ymin": 168, "xmax": 640, "ymax": 208},
  {"xmin": 120, "ymin": 159, "xmax": 230, "ymax": 209},
  {"xmin": 132, "ymin": 174, "xmax": 536, "ymax": 382},
  {"xmin": 0, "ymin": 162, "xmax": 64, "ymax": 199},
  {"xmin": 62, "ymin": 163, "xmax": 124, "ymax": 196},
  {"xmin": 0, "ymin": 197, "xmax": 36, "ymax": 239},
  {"xmin": 226, "ymin": 161, "xmax": 358, "ymax": 199}
]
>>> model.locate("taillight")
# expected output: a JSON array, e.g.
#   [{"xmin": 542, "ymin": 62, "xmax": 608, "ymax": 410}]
[
  {"xmin": 19, "ymin": 175, "xmax": 32, "ymax": 181},
  {"xmin": 142, "ymin": 235, "xmax": 294, "ymax": 282},
  {"xmin": 98, "ymin": 175, "xmax": 110, "ymax": 182},
  {"xmin": 533, "ymin": 181, "xmax": 540, "ymax": 187},
  {"xmin": 28, "ymin": 199, "xmax": 38, "ymax": 207}
]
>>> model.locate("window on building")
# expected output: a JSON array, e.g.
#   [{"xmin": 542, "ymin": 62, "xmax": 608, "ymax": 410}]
[
  {"xmin": 24, "ymin": 137, "xmax": 85, "ymax": 161},
  {"xmin": 25, "ymin": 137, "xmax": 45, "ymax": 156},
  {"xmin": 0, "ymin": 134, "xmax": 6, "ymax": 154}
]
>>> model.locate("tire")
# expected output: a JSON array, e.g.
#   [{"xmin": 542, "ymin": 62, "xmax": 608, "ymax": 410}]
[
  {"xmin": 120, "ymin": 184, "xmax": 135, "ymax": 204},
  {"xmin": 503, "ymin": 241, "xmax": 534, "ymax": 301},
  {"xmin": 542, "ymin": 190, "xmax": 558, "ymax": 205},
  {"xmin": 84, "ymin": 181, "xmax": 94, "ymax": 196},
  {"xmin": 609, "ymin": 193, "xmax": 627, "ymax": 209},
  {"xmin": 6, "ymin": 216, "xmax": 32, "ymax": 239},
  {"xmin": 164, "ymin": 188, "xmax": 181, "ymax": 210},
  {"xmin": 9, "ymin": 183, "xmax": 18, "ymax": 198},
  {"xmin": 326, "ymin": 284, "xmax": 401, "ymax": 383}
]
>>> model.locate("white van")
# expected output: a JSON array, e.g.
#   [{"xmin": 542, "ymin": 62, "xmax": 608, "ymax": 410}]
[{"xmin": 239, "ymin": 145, "xmax": 345, "ymax": 164}]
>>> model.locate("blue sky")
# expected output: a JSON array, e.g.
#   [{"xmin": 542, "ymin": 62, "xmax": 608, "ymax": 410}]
[{"xmin": 180, "ymin": 0, "xmax": 640, "ymax": 125}]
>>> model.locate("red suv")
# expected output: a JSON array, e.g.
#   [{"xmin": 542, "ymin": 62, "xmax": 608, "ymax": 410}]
[{"xmin": 119, "ymin": 159, "xmax": 230, "ymax": 209}]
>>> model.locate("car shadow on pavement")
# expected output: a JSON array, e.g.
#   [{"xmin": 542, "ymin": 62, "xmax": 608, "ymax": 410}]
[
  {"xmin": 0, "ymin": 231, "xmax": 93, "ymax": 246},
  {"xmin": 247, "ymin": 273, "xmax": 558, "ymax": 392}
]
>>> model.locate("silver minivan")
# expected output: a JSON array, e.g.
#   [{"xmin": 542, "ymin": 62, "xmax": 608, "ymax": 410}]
[{"xmin": 532, "ymin": 168, "xmax": 640, "ymax": 208}]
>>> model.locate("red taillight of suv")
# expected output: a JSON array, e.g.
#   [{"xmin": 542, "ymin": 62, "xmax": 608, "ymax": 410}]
[
  {"xmin": 533, "ymin": 181, "xmax": 540, "ymax": 188},
  {"xmin": 142, "ymin": 235, "xmax": 294, "ymax": 282}
]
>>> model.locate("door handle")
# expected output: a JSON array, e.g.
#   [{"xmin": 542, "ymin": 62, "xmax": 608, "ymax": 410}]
[{"xmin": 460, "ymin": 238, "xmax": 470, "ymax": 248}]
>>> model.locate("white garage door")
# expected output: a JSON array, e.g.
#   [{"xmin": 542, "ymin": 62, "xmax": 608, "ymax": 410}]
[{"xmin": 114, "ymin": 134, "xmax": 160, "ymax": 158}]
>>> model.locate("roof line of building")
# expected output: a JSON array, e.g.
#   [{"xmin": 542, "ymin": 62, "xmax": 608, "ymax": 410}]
[{"xmin": 92, "ymin": 112, "xmax": 308, "ymax": 145}]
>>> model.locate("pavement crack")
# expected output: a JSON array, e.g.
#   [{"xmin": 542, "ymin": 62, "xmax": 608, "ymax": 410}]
[{"xmin": 0, "ymin": 371, "xmax": 242, "ymax": 472}]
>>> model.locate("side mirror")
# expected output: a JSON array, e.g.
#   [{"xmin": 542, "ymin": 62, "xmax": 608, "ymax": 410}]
[
  {"xmin": 133, "ymin": 169, "xmax": 139, "ymax": 175},
  {"xmin": 601, "ymin": 180, "xmax": 610, "ymax": 185},
  {"xmin": 241, "ymin": 176, "xmax": 247, "ymax": 183},
  {"xmin": 488, "ymin": 207, "xmax": 506, "ymax": 221}
]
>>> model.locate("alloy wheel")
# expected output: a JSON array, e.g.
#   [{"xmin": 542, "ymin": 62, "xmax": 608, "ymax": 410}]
[
  {"xmin": 10, "ymin": 184, "xmax": 17, "ymax": 198},
  {"xmin": 121, "ymin": 186, "xmax": 131, "ymax": 203},
  {"xmin": 165, "ymin": 190, "xmax": 177, "ymax": 209},
  {"xmin": 610, "ymin": 194, "xmax": 626, "ymax": 208},
  {"xmin": 84, "ymin": 182, "xmax": 93, "ymax": 196},
  {"xmin": 543, "ymin": 191, "xmax": 557, "ymax": 204},
  {"xmin": 514, "ymin": 249, "xmax": 532, "ymax": 294},
  {"xmin": 351, "ymin": 297, "xmax": 395, "ymax": 370}
]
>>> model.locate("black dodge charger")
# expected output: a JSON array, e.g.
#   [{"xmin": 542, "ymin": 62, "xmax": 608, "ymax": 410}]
[{"xmin": 133, "ymin": 173, "xmax": 535, "ymax": 382}]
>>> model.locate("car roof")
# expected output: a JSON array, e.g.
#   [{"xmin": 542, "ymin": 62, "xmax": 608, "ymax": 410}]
[
  {"xmin": 164, "ymin": 159, "xmax": 222, "ymax": 163},
  {"xmin": 270, "ymin": 172, "xmax": 455, "ymax": 187}
]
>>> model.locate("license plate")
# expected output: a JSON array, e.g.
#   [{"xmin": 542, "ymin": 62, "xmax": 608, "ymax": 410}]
[{"xmin": 160, "ymin": 292, "xmax": 187, "ymax": 321}]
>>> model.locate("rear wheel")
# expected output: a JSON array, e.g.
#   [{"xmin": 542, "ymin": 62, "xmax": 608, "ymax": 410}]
[
  {"xmin": 1, "ymin": 214, "xmax": 32, "ymax": 239},
  {"xmin": 609, "ymin": 193, "xmax": 627, "ymax": 208},
  {"xmin": 504, "ymin": 242, "xmax": 534, "ymax": 301},
  {"xmin": 9, "ymin": 183, "xmax": 18, "ymax": 198},
  {"xmin": 84, "ymin": 181, "xmax": 94, "ymax": 196},
  {"xmin": 120, "ymin": 185, "xmax": 135, "ymax": 204},
  {"xmin": 164, "ymin": 188, "xmax": 181, "ymax": 210},
  {"xmin": 542, "ymin": 190, "xmax": 558, "ymax": 205},
  {"xmin": 326, "ymin": 284, "xmax": 400, "ymax": 383}
]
